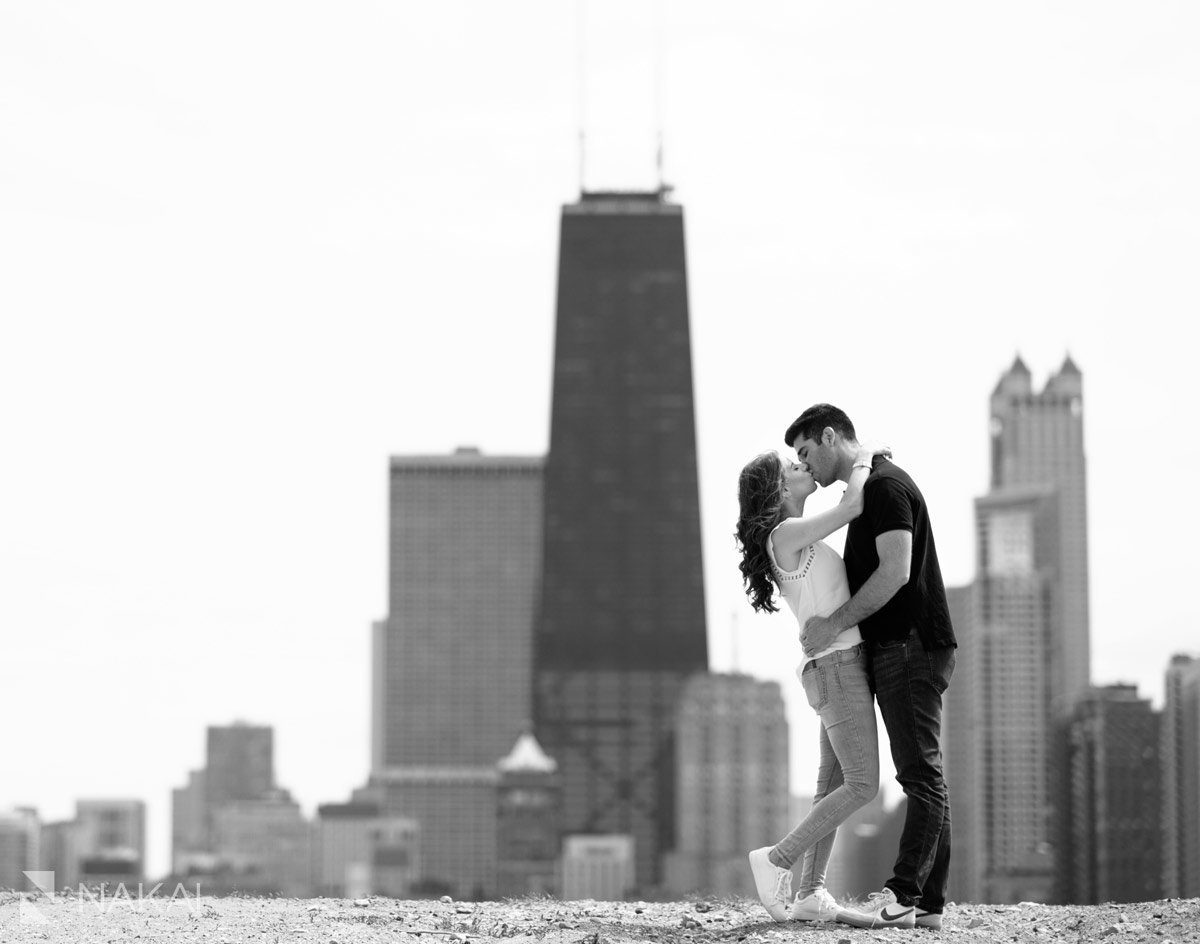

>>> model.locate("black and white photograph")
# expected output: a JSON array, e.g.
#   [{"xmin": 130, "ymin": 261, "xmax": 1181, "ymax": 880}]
[{"xmin": 2, "ymin": 2, "xmax": 1198, "ymax": 941}]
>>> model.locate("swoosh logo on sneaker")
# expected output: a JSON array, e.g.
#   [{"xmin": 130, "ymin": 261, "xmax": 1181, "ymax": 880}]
[{"xmin": 881, "ymin": 906, "xmax": 914, "ymax": 922}]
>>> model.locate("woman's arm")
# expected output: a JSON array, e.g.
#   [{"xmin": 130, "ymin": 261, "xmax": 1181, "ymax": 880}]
[{"xmin": 770, "ymin": 442, "xmax": 888, "ymax": 559}]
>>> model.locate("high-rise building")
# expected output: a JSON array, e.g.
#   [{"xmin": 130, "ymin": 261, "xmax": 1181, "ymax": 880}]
[
  {"xmin": 171, "ymin": 721, "xmax": 310, "ymax": 893},
  {"xmin": 943, "ymin": 356, "xmax": 1091, "ymax": 904},
  {"xmin": 171, "ymin": 769, "xmax": 207, "ymax": 873},
  {"xmin": 368, "ymin": 448, "xmax": 543, "ymax": 897},
  {"xmin": 0, "ymin": 807, "xmax": 39, "ymax": 892},
  {"xmin": 1061, "ymin": 685, "xmax": 1161, "ymax": 904},
  {"xmin": 535, "ymin": 189, "xmax": 709, "ymax": 892},
  {"xmin": 663, "ymin": 673, "xmax": 788, "ymax": 897},
  {"xmin": 313, "ymin": 803, "xmax": 419, "ymax": 899},
  {"xmin": 209, "ymin": 789, "xmax": 312, "ymax": 897},
  {"xmin": 1162, "ymin": 653, "xmax": 1200, "ymax": 897},
  {"xmin": 988, "ymin": 355, "xmax": 1090, "ymax": 713},
  {"xmin": 171, "ymin": 722, "xmax": 273, "ymax": 869},
  {"xmin": 205, "ymin": 723, "xmax": 274, "ymax": 813},
  {"xmin": 972, "ymin": 484, "xmax": 1059, "ymax": 903},
  {"xmin": 40, "ymin": 820, "xmax": 80, "ymax": 890},
  {"xmin": 75, "ymin": 800, "xmax": 146, "ymax": 885}
]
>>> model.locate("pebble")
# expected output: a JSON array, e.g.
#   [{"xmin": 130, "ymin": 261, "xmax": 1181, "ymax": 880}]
[
  {"xmin": 352, "ymin": 899, "xmax": 370, "ymax": 908},
  {"xmin": 1099, "ymin": 925, "xmax": 1122, "ymax": 938},
  {"xmin": 969, "ymin": 917, "xmax": 985, "ymax": 929},
  {"xmin": 439, "ymin": 895, "xmax": 454, "ymax": 904}
]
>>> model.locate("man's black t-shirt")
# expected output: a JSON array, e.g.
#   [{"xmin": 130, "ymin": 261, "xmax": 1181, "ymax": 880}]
[{"xmin": 844, "ymin": 458, "xmax": 956, "ymax": 649}]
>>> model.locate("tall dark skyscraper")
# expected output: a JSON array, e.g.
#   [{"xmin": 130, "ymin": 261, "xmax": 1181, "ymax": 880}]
[{"xmin": 535, "ymin": 189, "xmax": 709, "ymax": 891}]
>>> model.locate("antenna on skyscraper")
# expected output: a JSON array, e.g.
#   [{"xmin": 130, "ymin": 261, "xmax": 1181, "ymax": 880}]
[
  {"xmin": 653, "ymin": 0, "xmax": 668, "ymax": 197},
  {"xmin": 576, "ymin": 0, "xmax": 588, "ymax": 195}
]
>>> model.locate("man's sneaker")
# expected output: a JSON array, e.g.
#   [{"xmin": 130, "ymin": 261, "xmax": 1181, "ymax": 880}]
[
  {"xmin": 747, "ymin": 847, "xmax": 792, "ymax": 922},
  {"xmin": 790, "ymin": 886, "xmax": 842, "ymax": 922},
  {"xmin": 915, "ymin": 908, "xmax": 943, "ymax": 930},
  {"xmin": 837, "ymin": 887, "xmax": 916, "ymax": 929}
]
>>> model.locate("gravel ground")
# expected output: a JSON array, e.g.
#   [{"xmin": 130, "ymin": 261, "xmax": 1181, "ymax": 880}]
[{"xmin": 1, "ymin": 891, "xmax": 1197, "ymax": 944}]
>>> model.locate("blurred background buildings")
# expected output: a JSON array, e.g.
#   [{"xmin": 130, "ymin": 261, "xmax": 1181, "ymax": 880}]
[{"xmin": 3, "ymin": 191, "xmax": 1197, "ymax": 905}]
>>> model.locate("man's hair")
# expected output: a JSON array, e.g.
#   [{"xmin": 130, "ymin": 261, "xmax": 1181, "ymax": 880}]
[{"xmin": 784, "ymin": 403, "xmax": 857, "ymax": 449}]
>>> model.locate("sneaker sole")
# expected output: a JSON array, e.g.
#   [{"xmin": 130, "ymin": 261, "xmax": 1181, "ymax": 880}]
[
  {"xmin": 791, "ymin": 911, "xmax": 840, "ymax": 923},
  {"xmin": 915, "ymin": 914, "xmax": 943, "ymax": 930}
]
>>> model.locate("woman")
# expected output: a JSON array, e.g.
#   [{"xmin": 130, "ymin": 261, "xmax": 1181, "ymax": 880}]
[{"xmin": 735, "ymin": 442, "xmax": 885, "ymax": 923}]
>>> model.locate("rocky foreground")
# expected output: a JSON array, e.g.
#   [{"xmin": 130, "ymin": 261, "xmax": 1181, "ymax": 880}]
[{"xmin": 1, "ymin": 892, "xmax": 1198, "ymax": 944}]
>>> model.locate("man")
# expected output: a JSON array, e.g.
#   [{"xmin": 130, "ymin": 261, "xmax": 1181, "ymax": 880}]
[{"xmin": 786, "ymin": 404, "xmax": 956, "ymax": 931}]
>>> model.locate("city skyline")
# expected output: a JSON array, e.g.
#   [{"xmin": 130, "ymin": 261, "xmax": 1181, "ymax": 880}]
[{"xmin": 3, "ymin": 1, "xmax": 1198, "ymax": 881}]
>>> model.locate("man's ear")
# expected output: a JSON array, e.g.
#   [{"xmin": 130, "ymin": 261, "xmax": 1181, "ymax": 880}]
[{"xmin": 821, "ymin": 426, "xmax": 836, "ymax": 447}]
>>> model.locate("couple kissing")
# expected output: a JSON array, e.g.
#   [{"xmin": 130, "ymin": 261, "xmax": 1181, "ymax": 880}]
[{"xmin": 735, "ymin": 403, "xmax": 957, "ymax": 930}]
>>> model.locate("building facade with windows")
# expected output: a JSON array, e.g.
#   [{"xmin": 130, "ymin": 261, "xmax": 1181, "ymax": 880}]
[
  {"xmin": 368, "ymin": 449, "xmax": 543, "ymax": 897},
  {"xmin": 535, "ymin": 190, "xmax": 709, "ymax": 892}
]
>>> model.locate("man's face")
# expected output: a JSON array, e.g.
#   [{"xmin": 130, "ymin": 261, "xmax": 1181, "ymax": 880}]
[{"xmin": 793, "ymin": 432, "xmax": 837, "ymax": 487}]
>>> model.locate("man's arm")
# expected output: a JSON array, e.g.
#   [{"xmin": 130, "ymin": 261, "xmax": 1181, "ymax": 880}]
[{"xmin": 801, "ymin": 530, "xmax": 912, "ymax": 655}]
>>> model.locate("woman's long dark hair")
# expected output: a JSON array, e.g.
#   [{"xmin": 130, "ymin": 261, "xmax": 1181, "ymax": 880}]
[{"xmin": 735, "ymin": 452, "xmax": 785, "ymax": 613}]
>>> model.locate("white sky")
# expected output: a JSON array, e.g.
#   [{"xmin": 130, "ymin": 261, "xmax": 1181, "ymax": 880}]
[{"xmin": 2, "ymin": 1, "xmax": 1198, "ymax": 881}]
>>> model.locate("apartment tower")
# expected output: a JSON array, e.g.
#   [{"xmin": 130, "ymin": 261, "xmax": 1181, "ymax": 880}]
[
  {"xmin": 663, "ymin": 673, "xmax": 788, "ymax": 897},
  {"xmin": 1061, "ymin": 684, "xmax": 1161, "ymax": 904},
  {"xmin": 368, "ymin": 449, "xmax": 543, "ymax": 896}
]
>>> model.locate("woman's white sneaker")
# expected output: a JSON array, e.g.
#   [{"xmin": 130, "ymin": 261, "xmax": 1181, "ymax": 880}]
[
  {"xmin": 747, "ymin": 847, "xmax": 792, "ymax": 922},
  {"xmin": 790, "ymin": 887, "xmax": 842, "ymax": 922}
]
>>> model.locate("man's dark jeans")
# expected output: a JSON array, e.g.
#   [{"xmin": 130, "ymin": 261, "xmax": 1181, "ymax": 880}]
[{"xmin": 869, "ymin": 630, "xmax": 956, "ymax": 912}]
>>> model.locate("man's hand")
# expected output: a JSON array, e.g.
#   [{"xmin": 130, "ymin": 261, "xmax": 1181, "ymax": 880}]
[
  {"xmin": 801, "ymin": 615, "xmax": 841, "ymax": 656},
  {"xmin": 858, "ymin": 439, "xmax": 892, "ymax": 462}
]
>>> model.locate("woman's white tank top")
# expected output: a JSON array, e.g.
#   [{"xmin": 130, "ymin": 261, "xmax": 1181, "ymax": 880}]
[{"xmin": 766, "ymin": 528, "xmax": 863, "ymax": 669}]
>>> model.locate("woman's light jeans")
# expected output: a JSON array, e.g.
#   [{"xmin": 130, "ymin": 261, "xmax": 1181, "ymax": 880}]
[{"xmin": 769, "ymin": 643, "xmax": 880, "ymax": 892}]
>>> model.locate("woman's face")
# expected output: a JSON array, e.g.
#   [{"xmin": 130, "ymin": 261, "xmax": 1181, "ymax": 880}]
[{"xmin": 780, "ymin": 456, "xmax": 817, "ymax": 500}]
